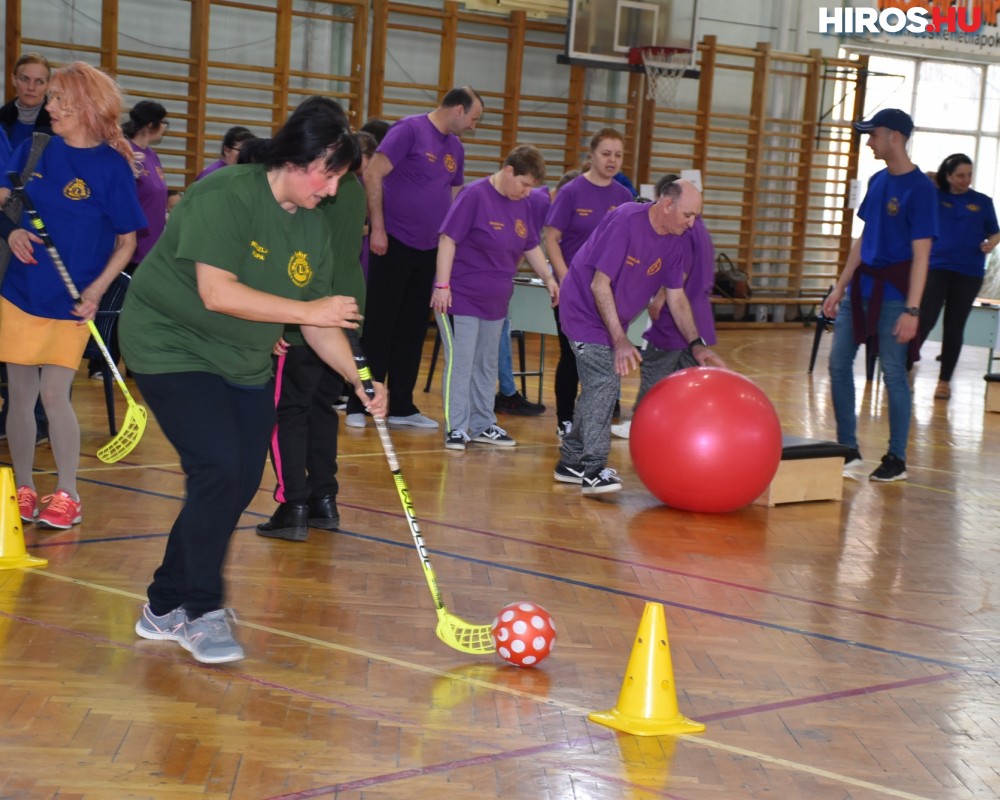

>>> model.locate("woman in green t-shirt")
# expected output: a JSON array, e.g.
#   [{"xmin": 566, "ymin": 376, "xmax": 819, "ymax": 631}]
[{"xmin": 121, "ymin": 98, "xmax": 387, "ymax": 664}]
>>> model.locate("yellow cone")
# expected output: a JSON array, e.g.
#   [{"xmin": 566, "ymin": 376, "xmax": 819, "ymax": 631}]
[
  {"xmin": 589, "ymin": 601, "xmax": 704, "ymax": 736},
  {"xmin": 0, "ymin": 468, "xmax": 47, "ymax": 570}
]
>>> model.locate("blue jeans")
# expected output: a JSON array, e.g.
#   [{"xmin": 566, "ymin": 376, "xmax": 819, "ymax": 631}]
[
  {"xmin": 828, "ymin": 295, "xmax": 910, "ymax": 460},
  {"xmin": 497, "ymin": 317, "xmax": 517, "ymax": 396}
]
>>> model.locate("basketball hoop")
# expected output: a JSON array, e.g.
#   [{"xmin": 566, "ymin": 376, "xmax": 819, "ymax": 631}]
[{"xmin": 630, "ymin": 46, "xmax": 692, "ymax": 106}]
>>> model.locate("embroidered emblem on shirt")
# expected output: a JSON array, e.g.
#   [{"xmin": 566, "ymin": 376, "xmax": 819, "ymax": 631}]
[
  {"xmin": 515, "ymin": 219, "xmax": 527, "ymax": 238},
  {"xmin": 444, "ymin": 154, "xmax": 457, "ymax": 173},
  {"xmin": 625, "ymin": 255, "xmax": 640, "ymax": 268},
  {"xmin": 967, "ymin": 203, "xmax": 981, "ymax": 212},
  {"xmin": 886, "ymin": 196, "xmax": 900, "ymax": 217},
  {"xmin": 646, "ymin": 257, "xmax": 662, "ymax": 277},
  {"xmin": 576, "ymin": 208, "xmax": 594, "ymax": 217},
  {"xmin": 288, "ymin": 250, "xmax": 312, "ymax": 287},
  {"xmin": 425, "ymin": 152, "xmax": 438, "ymax": 164},
  {"xmin": 489, "ymin": 220, "xmax": 506, "ymax": 231},
  {"xmin": 250, "ymin": 241, "xmax": 269, "ymax": 262},
  {"xmin": 942, "ymin": 201, "xmax": 953, "ymax": 209},
  {"xmin": 63, "ymin": 179, "xmax": 91, "ymax": 201}
]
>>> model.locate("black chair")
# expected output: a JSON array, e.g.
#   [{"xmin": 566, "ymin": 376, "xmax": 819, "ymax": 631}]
[
  {"xmin": 808, "ymin": 285, "xmax": 877, "ymax": 381},
  {"xmin": 84, "ymin": 271, "xmax": 131, "ymax": 435}
]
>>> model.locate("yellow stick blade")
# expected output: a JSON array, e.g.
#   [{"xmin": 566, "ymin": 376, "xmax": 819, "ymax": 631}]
[
  {"xmin": 435, "ymin": 609, "xmax": 496, "ymax": 655},
  {"xmin": 97, "ymin": 405, "xmax": 148, "ymax": 464}
]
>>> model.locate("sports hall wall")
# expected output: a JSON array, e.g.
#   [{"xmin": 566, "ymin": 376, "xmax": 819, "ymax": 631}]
[{"xmin": 3, "ymin": 0, "xmax": 866, "ymax": 318}]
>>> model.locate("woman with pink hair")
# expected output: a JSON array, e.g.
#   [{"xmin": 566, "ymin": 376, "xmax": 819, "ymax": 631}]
[{"xmin": 0, "ymin": 61, "xmax": 146, "ymax": 529}]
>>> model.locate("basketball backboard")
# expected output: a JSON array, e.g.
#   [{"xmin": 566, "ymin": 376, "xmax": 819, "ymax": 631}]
[{"xmin": 562, "ymin": 0, "xmax": 698, "ymax": 71}]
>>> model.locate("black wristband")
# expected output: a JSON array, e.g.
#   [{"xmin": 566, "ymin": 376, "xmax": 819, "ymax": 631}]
[
  {"xmin": 688, "ymin": 336, "xmax": 707, "ymax": 349},
  {"xmin": 0, "ymin": 213, "xmax": 18, "ymax": 242}
]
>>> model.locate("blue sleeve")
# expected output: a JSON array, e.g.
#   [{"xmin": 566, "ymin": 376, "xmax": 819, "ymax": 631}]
[
  {"xmin": 983, "ymin": 193, "xmax": 1000, "ymax": 237},
  {"xmin": 908, "ymin": 177, "xmax": 939, "ymax": 241}
]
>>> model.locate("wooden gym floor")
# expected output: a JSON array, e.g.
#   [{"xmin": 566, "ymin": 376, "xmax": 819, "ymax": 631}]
[{"xmin": 1, "ymin": 326, "xmax": 999, "ymax": 800}]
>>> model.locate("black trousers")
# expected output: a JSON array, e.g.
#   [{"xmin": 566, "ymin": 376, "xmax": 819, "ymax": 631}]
[
  {"xmin": 552, "ymin": 304, "xmax": 578, "ymax": 425},
  {"xmin": 917, "ymin": 269, "xmax": 983, "ymax": 382},
  {"xmin": 346, "ymin": 234, "xmax": 436, "ymax": 418},
  {"xmin": 135, "ymin": 370, "xmax": 274, "ymax": 619},
  {"xmin": 268, "ymin": 345, "xmax": 343, "ymax": 503}
]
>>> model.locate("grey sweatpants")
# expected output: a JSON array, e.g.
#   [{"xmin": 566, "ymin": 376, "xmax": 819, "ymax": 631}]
[
  {"xmin": 559, "ymin": 340, "xmax": 619, "ymax": 472},
  {"xmin": 635, "ymin": 344, "xmax": 697, "ymax": 408},
  {"xmin": 435, "ymin": 312, "xmax": 503, "ymax": 437}
]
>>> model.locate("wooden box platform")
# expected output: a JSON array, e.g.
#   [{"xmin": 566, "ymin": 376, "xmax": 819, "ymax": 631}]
[
  {"xmin": 985, "ymin": 374, "xmax": 1000, "ymax": 413},
  {"xmin": 755, "ymin": 435, "xmax": 852, "ymax": 507}
]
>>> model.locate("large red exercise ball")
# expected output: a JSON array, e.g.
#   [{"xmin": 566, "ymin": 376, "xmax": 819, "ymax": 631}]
[{"xmin": 629, "ymin": 367, "xmax": 782, "ymax": 512}]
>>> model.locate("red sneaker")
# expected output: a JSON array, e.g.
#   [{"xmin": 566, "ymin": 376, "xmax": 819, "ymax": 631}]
[
  {"xmin": 17, "ymin": 486, "xmax": 39, "ymax": 523},
  {"xmin": 37, "ymin": 490, "xmax": 83, "ymax": 529}
]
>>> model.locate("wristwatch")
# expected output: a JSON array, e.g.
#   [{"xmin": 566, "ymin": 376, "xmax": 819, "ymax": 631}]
[
  {"xmin": 688, "ymin": 336, "xmax": 707, "ymax": 349},
  {"xmin": 905, "ymin": 307, "xmax": 920, "ymax": 317}
]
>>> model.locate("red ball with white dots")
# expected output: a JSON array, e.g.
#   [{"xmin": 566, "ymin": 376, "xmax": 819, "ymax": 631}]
[{"xmin": 491, "ymin": 601, "xmax": 556, "ymax": 667}]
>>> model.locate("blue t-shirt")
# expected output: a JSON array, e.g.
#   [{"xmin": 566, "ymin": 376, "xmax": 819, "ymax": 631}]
[
  {"xmin": 857, "ymin": 167, "xmax": 939, "ymax": 301},
  {"xmin": 0, "ymin": 127, "xmax": 11, "ymax": 170},
  {"xmin": 9, "ymin": 120, "xmax": 34, "ymax": 150},
  {"xmin": 0, "ymin": 136, "xmax": 146, "ymax": 319},
  {"xmin": 929, "ymin": 187, "xmax": 999, "ymax": 277}
]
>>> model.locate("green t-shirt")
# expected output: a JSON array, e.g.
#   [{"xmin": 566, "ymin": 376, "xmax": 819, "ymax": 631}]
[
  {"xmin": 121, "ymin": 164, "xmax": 338, "ymax": 385},
  {"xmin": 283, "ymin": 172, "xmax": 368, "ymax": 347}
]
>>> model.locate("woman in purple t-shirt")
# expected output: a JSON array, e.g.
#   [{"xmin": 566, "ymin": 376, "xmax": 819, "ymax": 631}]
[
  {"xmin": 431, "ymin": 145, "xmax": 558, "ymax": 451},
  {"xmin": 543, "ymin": 128, "xmax": 634, "ymax": 438}
]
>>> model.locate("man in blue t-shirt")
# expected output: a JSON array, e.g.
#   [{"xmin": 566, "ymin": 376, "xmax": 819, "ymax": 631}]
[{"xmin": 822, "ymin": 108, "xmax": 939, "ymax": 482}]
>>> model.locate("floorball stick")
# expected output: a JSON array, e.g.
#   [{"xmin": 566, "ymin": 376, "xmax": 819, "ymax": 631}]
[
  {"xmin": 8, "ymin": 172, "xmax": 147, "ymax": 464},
  {"xmin": 346, "ymin": 328, "xmax": 495, "ymax": 655}
]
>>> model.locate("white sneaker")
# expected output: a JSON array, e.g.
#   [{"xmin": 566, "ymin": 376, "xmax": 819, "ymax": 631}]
[
  {"xmin": 611, "ymin": 420, "xmax": 631, "ymax": 439},
  {"xmin": 387, "ymin": 413, "xmax": 439, "ymax": 429},
  {"xmin": 556, "ymin": 421, "xmax": 572, "ymax": 439},
  {"xmin": 345, "ymin": 413, "xmax": 367, "ymax": 428}
]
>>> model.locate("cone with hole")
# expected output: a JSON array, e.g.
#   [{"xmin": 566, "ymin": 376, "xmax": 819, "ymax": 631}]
[
  {"xmin": 589, "ymin": 601, "xmax": 703, "ymax": 736},
  {"xmin": 0, "ymin": 468, "xmax": 47, "ymax": 570}
]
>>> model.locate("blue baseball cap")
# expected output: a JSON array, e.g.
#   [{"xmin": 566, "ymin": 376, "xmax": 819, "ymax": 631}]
[{"xmin": 853, "ymin": 108, "xmax": 913, "ymax": 138}]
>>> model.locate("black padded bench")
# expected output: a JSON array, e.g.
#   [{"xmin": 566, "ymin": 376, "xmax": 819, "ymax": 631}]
[{"xmin": 754, "ymin": 435, "xmax": 853, "ymax": 507}]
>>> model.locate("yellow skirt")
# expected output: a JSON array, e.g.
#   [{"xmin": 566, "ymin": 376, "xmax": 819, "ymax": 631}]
[{"xmin": 0, "ymin": 297, "xmax": 91, "ymax": 369}]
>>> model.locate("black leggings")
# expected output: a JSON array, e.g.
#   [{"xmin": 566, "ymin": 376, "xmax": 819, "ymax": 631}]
[
  {"xmin": 553, "ymin": 304, "xmax": 578, "ymax": 425},
  {"xmin": 917, "ymin": 269, "xmax": 983, "ymax": 382},
  {"xmin": 134, "ymin": 371, "xmax": 274, "ymax": 618}
]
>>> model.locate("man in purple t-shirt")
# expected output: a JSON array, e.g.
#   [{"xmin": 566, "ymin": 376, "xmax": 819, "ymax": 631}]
[
  {"xmin": 612, "ymin": 177, "xmax": 720, "ymax": 440},
  {"xmin": 345, "ymin": 87, "xmax": 484, "ymax": 431},
  {"xmin": 554, "ymin": 179, "xmax": 725, "ymax": 495}
]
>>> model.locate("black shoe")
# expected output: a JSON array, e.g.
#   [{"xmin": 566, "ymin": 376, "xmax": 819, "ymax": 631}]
[
  {"xmin": 308, "ymin": 495, "xmax": 340, "ymax": 531},
  {"xmin": 494, "ymin": 391, "xmax": 546, "ymax": 416},
  {"xmin": 870, "ymin": 453, "xmax": 907, "ymax": 482},
  {"xmin": 843, "ymin": 448, "xmax": 863, "ymax": 468},
  {"xmin": 256, "ymin": 502, "xmax": 309, "ymax": 541},
  {"xmin": 581, "ymin": 466, "xmax": 622, "ymax": 495},
  {"xmin": 612, "ymin": 399, "xmax": 621, "ymax": 420}
]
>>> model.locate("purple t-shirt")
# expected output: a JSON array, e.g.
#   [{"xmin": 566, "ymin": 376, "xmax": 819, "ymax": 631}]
[
  {"xmin": 644, "ymin": 216, "xmax": 716, "ymax": 350},
  {"xmin": 379, "ymin": 114, "xmax": 465, "ymax": 250},
  {"xmin": 131, "ymin": 141, "xmax": 168, "ymax": 264},
  {"xmin": 544, "ymin": 174, "xmax": 634, "ymax": 263},
  {"xmin": 559, "ymin": 202, "xmax": 685, "ymax": 347},
  {"xmin": 196, "ymin": 158, "xmax": 226, "ymax": 181},
  {"xmin": 440, "ymin": 177, "xmax": 540, "ymax": 321}
]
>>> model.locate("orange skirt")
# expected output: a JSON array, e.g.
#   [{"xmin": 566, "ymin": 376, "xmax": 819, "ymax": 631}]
[{"xmin": 0, "ymin": 298, "xmax": 91, "ymax": 369}]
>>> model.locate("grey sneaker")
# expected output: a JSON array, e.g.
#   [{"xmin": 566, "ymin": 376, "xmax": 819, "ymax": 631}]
[
  {"xmin": 178, "ymin": 609, "xmax": 245, "ymax": 663},
  {"xmin": 610, "ymin": 420, "xmax": 631, "ymax": 439},
  {"xmin": 472, "ymin": 424, "xmax": 515, "ymax": 446},
  {"xmin": 388, "ymin": 412, "xmax": 439, "ymax": 429},
  {"xmin": 135, "ymin": 604, "xmax": 187, "ymax": 641},
  {"xmin": 553, "ymin": 461, "xmax": 585, "ymax": 484}
]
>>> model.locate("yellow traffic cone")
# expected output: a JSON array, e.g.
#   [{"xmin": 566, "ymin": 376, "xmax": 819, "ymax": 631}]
[
  {"xmin": 589, "ymin": 601, "xmax": 704, "ymax": 736},
  {"xmin": 0, "ymin": 468, "xmax": 47, "ymax": 570}
]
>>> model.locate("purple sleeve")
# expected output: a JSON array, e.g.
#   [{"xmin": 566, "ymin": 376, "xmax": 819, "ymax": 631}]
[
  {"xmin": 440, "ymin": 184, "xmax": 480, "ymax": 243},
  {"xmin": 544, "ymin": 182, "xmax": 575, "ymax": 231},
  {"xmin": 376, "ymin": 120, "xmax": 415, "ymax": 169}
]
